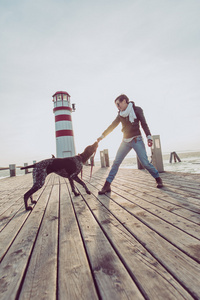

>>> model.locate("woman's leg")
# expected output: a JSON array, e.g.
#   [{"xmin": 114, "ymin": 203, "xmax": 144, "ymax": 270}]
[
  {"xmin": 106, "ymin": 140, "xmax": 132, "ymax": 183},
  {"xmin": 132, "ymin": 136, "xmax": 159, "ymax": 178}
]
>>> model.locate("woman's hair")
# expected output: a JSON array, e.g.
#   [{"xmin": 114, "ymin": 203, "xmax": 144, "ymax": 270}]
[{"xmin": 114, "ymin": 94, "xmax": 129, "ymax": 104}]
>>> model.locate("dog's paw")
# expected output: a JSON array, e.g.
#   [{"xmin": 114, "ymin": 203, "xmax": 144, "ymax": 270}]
[
  {"xmin": 26, "ymin": 206, "xmax": 33, "ymax": 211},
  {"xmin": 86, "ymin": 190, "xmax": 91, "ymax": 195},
  {"xmin": 74, "ymin": 192, "xmax": 80, "ymax": 197},
  {"xmin": 31, "ymin": 200, "xmax": 37, "ymax": 204}
]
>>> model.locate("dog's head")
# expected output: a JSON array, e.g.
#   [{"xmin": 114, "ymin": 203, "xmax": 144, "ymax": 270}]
[{"xmin": 80, "ymin": 141, "xmax": 98, "ymax": 163}]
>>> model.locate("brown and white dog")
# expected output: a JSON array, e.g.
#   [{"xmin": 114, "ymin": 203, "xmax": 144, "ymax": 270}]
[{"xmin": 21, "ymin": 142, "xmax": 98, "ymax": 210}]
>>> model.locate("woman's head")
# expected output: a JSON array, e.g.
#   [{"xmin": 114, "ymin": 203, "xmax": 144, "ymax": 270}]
[
  {"xmin": 114, "ymin": 94, "xmax": 129, "ymax": 111},
  {"xmin": 114, "ymin": 94, "xmax": 129, "ymax": 104}
]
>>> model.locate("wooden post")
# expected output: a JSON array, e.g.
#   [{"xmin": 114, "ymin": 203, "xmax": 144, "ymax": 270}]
[
  {"xmin": 169, "ymin": 152, "xmax": 181, "ymax": 163},
  {"xmin": 151, "ymin": 135, "xmax": 164, "ymax": 172},
  {"xmin": 9, "ymin": 164, "xmax": 16, "ymax": 177},
  {"xmin": 100, "ymin": 151, "xmax": 106, "ymax": 168},
  {"xmin": 24, "ymin": 163, "xmax": 29, "ymax": 174},
  {"xmin": 175, "ymin": 152, "xmax": 181, "ymax": 162},
  {"xmin": 104, "ymin": 149, "xmax": 110, "ymax": 167}
]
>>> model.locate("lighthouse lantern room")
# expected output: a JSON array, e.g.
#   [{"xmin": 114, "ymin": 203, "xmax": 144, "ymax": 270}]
[{"xmin": 53, "ymin": 91, "xmax": 76, "ymax": 158}]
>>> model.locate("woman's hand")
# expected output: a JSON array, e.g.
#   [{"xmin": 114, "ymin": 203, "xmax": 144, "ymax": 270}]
[
  {"xmin": 148, "ymin": 139, "xmax": 153, "ymax": 147},
  {"xmin": 97, "ymin": 135, "xmax": 104, "ymax": 143}
]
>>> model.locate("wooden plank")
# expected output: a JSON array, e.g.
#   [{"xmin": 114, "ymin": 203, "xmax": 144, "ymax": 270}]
[
  {"xmin": 0, "ymin": 177, "xmax": 54, "ymax": 300},
  {"xmin": 116, "ymin": 170, "xmax": 200, "ymax": 206},
  {"xmin": 0, "ymin": 183, "xmax": 46, "ymax": 232},
  {"xmin": 88, "ymin": 177, "xmax": 200, "ymax": 261},
  {"xmin": 0, "ymin": 205, "xmax": 30, "ymax": 262},
  {"xmin": 0, "ymin": 196, "xmax": 26, "ymax": 232},
  {"xmin": 58, "ymin": 181, "xmax": 98, "ymax": 300},
  {"xmin": 79, "ymin": 169, "xmax": 200, "ymax": 299},
  {"xmin": 81, "ymin": 188, "xmax": 194, "ymax": 300},
  {"xmin": 87, "ymin": 170, "xmax": 200, "ymax": 218},
  {"xmin": 162, "ymin": 174, "xmax": 200, "ymax": 187},
  {"xmin": 114, "ymin": 168, "xmax": 200, "ymax": 194},
  {"xmin": 112, "ymin": 182, "xmax": 200, "ymax": 240},
  {"xmin": 90, "ymin": 170, "xmax": 200, "ymax": 223},
  {"xmin": 0, "ymin": 176, "xmax": 53, "ymax": 261},
  {"xmin": 162, "ymin": 171, "xmax": 200, "ymax": 183},
  {"xmin": 113, "ymin": 189, "xmax": 200, "ymax": 261},
  {"xmin": 86, "ymin": 187, "xmax": 200, "ymax": 298},
  {"xmin": 121, "ymin": 186, "xmax": 200, "ymax": 225},
  {"xmin": 163, "ymin": 178, "xmax": 200, "ymax": 194},
  {"xmin": 71, "ymin": 189, "xmax": 144, "ymax": 300},
  {"xmin": 120, "ymin": 185, "xmax": 200, "ymax": 225},
  {"xmin": 1, "ymin": 167, "xmax": 200, "ymax": 299},
  {"xmin": 114, "ymin": 170, "xmax": 200, "ymax": 224},
  {"xmin": 19, "ymin": 181, "xmax": 59, "ymax": 300},
  {"xmin": 0, "ymin": 174, "xmax": 32, "ymax": 209},
  {"xmin": 0, "ymin": 174, "xmax": 32, "ymax": 192}
]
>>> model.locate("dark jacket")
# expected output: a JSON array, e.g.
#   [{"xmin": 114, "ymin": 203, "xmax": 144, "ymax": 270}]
[{"xmin": 102, "ymin": 102, "xmax": 151, "ymax": 139}]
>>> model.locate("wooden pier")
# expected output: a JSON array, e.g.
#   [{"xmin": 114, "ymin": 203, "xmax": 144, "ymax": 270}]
[{"xmin": 0, "ymin": 167, "xmax": 200, "ymax": 299}]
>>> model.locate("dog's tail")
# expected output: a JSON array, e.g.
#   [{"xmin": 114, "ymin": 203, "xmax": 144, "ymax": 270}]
[{"xmin": 20, "ymin": 164, "xmax": 36, "ymax": 170}]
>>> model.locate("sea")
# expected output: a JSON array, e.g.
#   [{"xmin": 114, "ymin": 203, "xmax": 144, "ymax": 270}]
[
  {"xmin": 0, "ymin": 151, "xmax": 200, "ymax": 179},
  {"xmin": 95, "ymin": 151, "xmax": 200, "ymax": 174}
]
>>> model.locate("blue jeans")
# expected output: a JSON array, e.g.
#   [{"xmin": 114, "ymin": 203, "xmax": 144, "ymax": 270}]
[{"xmin": 106, "ymin": 136, "xmax": 159, "ymax": 183}]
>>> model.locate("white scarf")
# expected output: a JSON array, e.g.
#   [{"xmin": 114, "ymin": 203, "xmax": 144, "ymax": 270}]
[{"xmin": 120, "ymin": 102, "xmax": 136, "ymax": 123}]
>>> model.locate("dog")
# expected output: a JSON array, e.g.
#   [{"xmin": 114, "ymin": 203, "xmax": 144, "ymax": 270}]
[{"xmin": 21, "ymin": 142, "xmax": 98, "ymax": 211}]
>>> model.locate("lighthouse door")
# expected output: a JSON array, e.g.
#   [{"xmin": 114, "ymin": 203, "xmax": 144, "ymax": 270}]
[{"xmin": 63, "ymin": 151, "xmax": 72, "ymax": 158}]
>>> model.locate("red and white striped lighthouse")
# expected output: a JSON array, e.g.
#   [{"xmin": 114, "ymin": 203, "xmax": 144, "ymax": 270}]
[{"xmin": 52, "ymin": 91, "xmax": 76, "ymax": 158}]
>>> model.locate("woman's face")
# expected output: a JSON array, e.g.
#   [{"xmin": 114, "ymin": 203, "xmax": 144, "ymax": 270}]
[{"xmin": 115, "ymin": 99, "xmax": 128, "ymax": 111}]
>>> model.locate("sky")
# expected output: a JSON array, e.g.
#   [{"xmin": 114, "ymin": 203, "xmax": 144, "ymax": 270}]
[{"xmin": 0, "ymin": 0, "xmax": 200, "ymax": 167}]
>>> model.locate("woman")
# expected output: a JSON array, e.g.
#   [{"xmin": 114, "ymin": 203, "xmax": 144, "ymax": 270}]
[{"xmin": 97, "ymin": 94, "xmax": 163, "ymax": 194}]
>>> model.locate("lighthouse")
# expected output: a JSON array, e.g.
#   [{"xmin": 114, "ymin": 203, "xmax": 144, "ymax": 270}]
[{"xmin": 52, "ymin": 91, "xmax": 76, "ymax": 158}]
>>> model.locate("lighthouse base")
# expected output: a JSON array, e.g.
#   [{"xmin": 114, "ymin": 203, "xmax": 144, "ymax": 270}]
[{"xmin": 56, "ymin": 136, "xmax": 76, "ymax": 158}]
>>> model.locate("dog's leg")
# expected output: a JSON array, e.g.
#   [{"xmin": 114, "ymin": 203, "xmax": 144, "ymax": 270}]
[
  {"xmin": 30, "ymin": 195, "xmax": 37, "ymax": 205},
  {"xmin": 73, "ymin": 175, "xmax": 91, "ymax": 195},
  {"xmin": 69, "ymin": 178, "xmax": 80, "ymax": 196},
  {"xmin": 24, "ymin": 185, "xmax": 40, "ymax": 211},
  {"xmin": 24, "ymin": 170, "xmax": 47, "ymax": 210}
]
